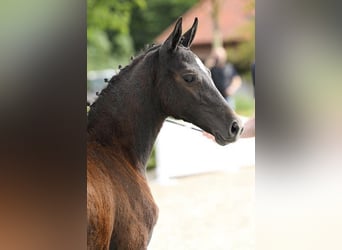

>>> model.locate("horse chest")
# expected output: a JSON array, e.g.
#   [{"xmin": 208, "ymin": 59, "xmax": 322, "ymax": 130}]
[
  {"xmin": 110, "ymin": 171, "xmax": 159, "ymax": 249},
  {"xmin": 87, "ymin": 147, "xmax": 159, "ymax": 250}
]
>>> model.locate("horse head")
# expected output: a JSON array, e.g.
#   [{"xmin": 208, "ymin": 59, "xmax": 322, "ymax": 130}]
[{"xmin": 157, "ymin": 17, "xmax": 243, "ymax": 145}]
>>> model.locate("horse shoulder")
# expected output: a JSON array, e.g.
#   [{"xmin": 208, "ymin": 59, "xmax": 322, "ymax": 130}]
[
  {"xmin": 87, "ymin": 150, "xmax": 116, "ymax": 250},
  {"xmin": 109, "ymin": 161, "xmax": 159, "ymax": 249},
  {"xmin": 87, "ymin": 144, "xmax": 158, "ymax": 249}
]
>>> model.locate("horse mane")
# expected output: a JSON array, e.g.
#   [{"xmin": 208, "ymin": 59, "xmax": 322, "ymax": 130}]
[{"xmin": 88, "ymin": 44, "xmax": 162, "ymax": 111}]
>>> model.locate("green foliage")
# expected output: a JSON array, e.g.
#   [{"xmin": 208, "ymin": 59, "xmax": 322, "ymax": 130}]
[
  {"xmin": 87, "ymin": 0, "xmax": 199, "ymax": 70},
  {"xmin": 88, "ymin": 0, "xmax": 146, "ymax": 33},
  {"xmin": 87, "ymin": 29, "xmax": 114, "ymax": 70},
  {"xmin": 228, "ymin": 41, "xmax": 254, "ymax": 73},
  {"xmin": 146, "ymin": 146, "xmax": 156, "ymax": 170},
  {"xmin": 235, "ymin": 94, "xmax": 255, "ymax": 117},
  {"xmin": 227, "ymin": 21, "xmax": 255, "ymax": 75},
  {"xmin": 130, "ymin": 0, "xmax": 197, "ymax": 51},
  {"xmin": 87, "ymin": 0, "xmax": 147, "ymax": 70}
]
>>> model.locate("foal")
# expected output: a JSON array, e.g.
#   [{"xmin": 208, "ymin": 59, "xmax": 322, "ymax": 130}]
[{"xmin": 87, "ymin": 17, "xmax": 242, "ymax": 250}]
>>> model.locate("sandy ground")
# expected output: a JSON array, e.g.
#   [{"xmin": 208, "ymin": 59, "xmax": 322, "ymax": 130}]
[{"xmin": 147, "ymin": 166, "xmax": 255, "ymax": 250}]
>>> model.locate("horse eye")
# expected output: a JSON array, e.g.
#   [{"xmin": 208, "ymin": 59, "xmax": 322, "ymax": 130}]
[{"xmin": 183, "ymin": 74, "xmax": 195, "ymax": 83}]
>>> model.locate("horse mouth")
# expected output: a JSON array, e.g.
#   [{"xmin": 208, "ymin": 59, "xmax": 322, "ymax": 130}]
[{"xmin": 214, "ymin": 133, "xmax": 238, "ymax": 146}]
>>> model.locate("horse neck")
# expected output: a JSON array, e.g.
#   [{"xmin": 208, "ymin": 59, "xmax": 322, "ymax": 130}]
[{"xmin": 87, "ymin": 52, "xmax": 165, "ymax": 172}]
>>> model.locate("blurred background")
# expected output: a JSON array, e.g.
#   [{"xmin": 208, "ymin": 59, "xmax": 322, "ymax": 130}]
[
  {"xmin": 87, "ymin": 0, "xmax": 255, "ymax": 249},
  {"xmin": 1, "ymin": 0, "xmax": 341, "ymax": 249}
]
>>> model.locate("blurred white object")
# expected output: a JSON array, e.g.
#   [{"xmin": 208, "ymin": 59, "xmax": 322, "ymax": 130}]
[{"xmin": 155, "ymin": 119, "xmax": 255, "ymax": 181}]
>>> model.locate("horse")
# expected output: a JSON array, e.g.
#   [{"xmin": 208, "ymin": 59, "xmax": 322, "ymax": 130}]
[{"xmin": 87, "ymin": 17, "xmax": 243, "ymax": 250}]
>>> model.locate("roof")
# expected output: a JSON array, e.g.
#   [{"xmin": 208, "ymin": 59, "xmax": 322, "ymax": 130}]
[{"xmin": 155, "ymin": 0, "xmax": 254, "ymax": 45}]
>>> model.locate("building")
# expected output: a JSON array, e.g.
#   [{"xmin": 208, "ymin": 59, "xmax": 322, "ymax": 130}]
[{"xmin": 154, "ymin": 0, "xmax": 254, "ymax": 61}]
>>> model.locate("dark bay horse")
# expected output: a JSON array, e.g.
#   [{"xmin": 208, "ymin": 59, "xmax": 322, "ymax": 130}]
[{"xmin": 87, "ymin": 17, "xmax": 243, "ymax": 250}]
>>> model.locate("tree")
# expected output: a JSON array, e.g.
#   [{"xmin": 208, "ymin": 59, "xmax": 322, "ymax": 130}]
[
  {"xmin": 87, "ymin": 0, "xmax": 146, "ymax": 70},
  {"xmin": 226, "ymin": 0, "xmax": 255, "ymax": 75},
  {"xmin": 211, "ymin": 0, "xmax": 224, "ymax": 49},
  {"xmin": 130, "ymin": 0, "xmax": 197, "ymax": 51}
]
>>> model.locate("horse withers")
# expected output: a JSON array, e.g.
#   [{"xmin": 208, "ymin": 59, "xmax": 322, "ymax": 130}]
[{"xmin": 87, "ymin": 17, "xmax": 243, "ymax": 250}]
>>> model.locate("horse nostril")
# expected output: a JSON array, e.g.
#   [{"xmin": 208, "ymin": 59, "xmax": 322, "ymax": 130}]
[{"xmin": 230, "ymin": 120, "xmax": 240, "ymax": 137}]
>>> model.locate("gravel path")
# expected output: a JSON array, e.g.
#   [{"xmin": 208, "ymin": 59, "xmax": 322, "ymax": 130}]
[{"xmin": 147, "ymin": 166, "xmax": 255, "ymax": 250}]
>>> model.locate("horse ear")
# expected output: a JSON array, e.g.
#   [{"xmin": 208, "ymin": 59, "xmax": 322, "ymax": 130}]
[
  {"xmin": 181, "ymin": 17, "xmax": 198, "ymax": 48},
  {"xmin": 163, "ymin": 17, "xmax": 183, "ymax": 52}
]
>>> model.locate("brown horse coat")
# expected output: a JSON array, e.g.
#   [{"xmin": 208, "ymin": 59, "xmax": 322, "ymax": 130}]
[{"xmin": 87, "ymin": 143, "xmax": 158, "ymax": 250}]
